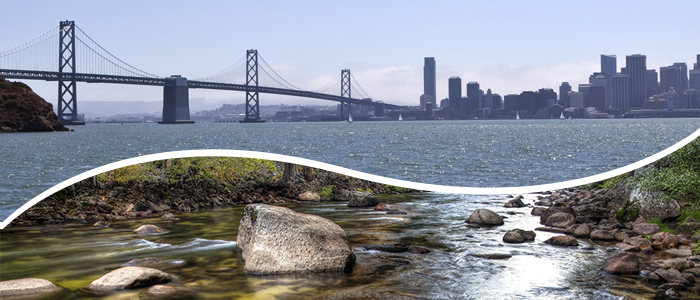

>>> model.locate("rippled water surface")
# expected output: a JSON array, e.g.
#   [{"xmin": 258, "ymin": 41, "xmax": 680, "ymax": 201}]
[
  {"xmin": 1, "ymin": 118, "xmax": 699, "ymax": 221},
  {"xmin": 1, "ymin": 193, "xmax": 660, "ymax": 299}
]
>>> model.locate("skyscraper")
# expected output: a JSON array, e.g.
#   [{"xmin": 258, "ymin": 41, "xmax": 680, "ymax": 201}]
[
  {"xmin": 590, "ymin": 73, "xmax": 611, "ymax": 108},
  {"xmin": 423, "ymin": 57, "xmax": 436, "ymax": 106},
  {"xmin": 612, "ymin": 73, "xmax": 630, "ymax": 112},
  {"xmin": 646, "ymin": 69, "xmax": 659, "ymax": 99},
  {"xmin": 690, "ymin": 69, "xmax": 700, "ymax": 90},
  {"xmin": 448, "ymin": 76, "xmax": 462, "ymax": 109},
  {"xmin": 601, "ymin": 55, "xmax": 617, "ymax": 77},
  {"xmin": 660, "ymin": 63, "xmax": 688, "ymax": 95},
  {"xmin": 559, "ymin": 82, "xmax": 571, "ymax": 107},
  {"xmin": 626, "ymin": 54, "xmax": 647, "ymax": 109},
  {"xmin": 466, "ymin": 82, "xmax": 480, "ymax": 110}
]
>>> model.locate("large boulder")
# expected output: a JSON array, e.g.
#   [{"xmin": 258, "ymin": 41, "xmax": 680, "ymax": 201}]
[
  {"xmin": 236, "ymin": 204, "xmax": 355, "ymax": 274},
  {"xmin": 87, "ymin": 267, "xmax": 173, "ymax": 290},
  {"xmin": 346, "ymin": 192, "xmax": 378, "ymax": 207},
  {"xmin": 545, "ymin": 212, "xmax": 575, "ymax": 228},
  {"xmin": 602, "ymin": 253, "xmax": 639, "ymax": 275},
  {"xmin": 633, "ymin": 223, "xmax": 661, "ymax": 236},
  {"xmin": 297, "ymin": 191, "xmax": 321, "ymax": 202},
  {"xmin": 573, "ymin": 223, "xmax": 591, "ymax": 238},
  {"xmin": 504, "ymin": 198, "xmax": 526, "ymax": 208},
  {"xmin": 465, "ymin": 209, "xmax": 504, "ymax": 226},
  {"xmin": 502, "ymin": 229, "xmax": 536, "ymax": 243},
  {"xmin": 590, "ymin": 230, "xmax": 615, "ymax": 241},
  {"xmin": 631, "ymin": 188, "xmax": 681, "ymax": 221},
  {"xmin": 0, "ymin": 278, "xmax": 63, "ymax": 298},
  {"xmin": 544, "ymin": 235, "xmax": 578, "ymax": 247}
]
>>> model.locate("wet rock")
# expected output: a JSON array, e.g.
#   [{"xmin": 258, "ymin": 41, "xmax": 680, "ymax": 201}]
[
  {"xmin": 685, "ymin": 268, "xmax": 700, "ymax": 276},
  {"xmin": 545, "ymin": 212, "xmax": 575, "ymax": 228},
  {"xmin": 603, "ymin": 252, "xmax": 640, "ymax": 275},
  {"xmin": 659, "ymin": 258, "xmax": 695, "ymax": 271},
  {"xmin": 122, "ymin": 257, "xmax": 185, "ymax": 270},
  {"xmin": 0, "ymin": 278, "xmax": 63, "ymax": 298},
  {"xmin": 87, "ymin": 267, "xmax": 173, "ymax": 290},
  {"xmin": 161, "ymin": 213, "xmax": 178, "ymax": 220},
  {"xmin": 623, "ymin": 237, "xmax": 652, "ymax": 248},
  {"xmin": 374, "ymin": 203, "xmax": 388, "ymax": 211},
  {"xmin": 590, "ymin": 230, "xmax": 615, "ymax": 241},
  {"xmin": 535, "ymin": 227, "xmax": 567, "ymax": 234},
  {"xmin": 236, "ymin": 204, "xmax": 355, "ymax": 274},
  {"xmin": 140, "ymin": 285, "xmax": 197, "ymax": 300},
  {"xmin": 652, "ymin": 241, "xmax": 665, "ymax": 251},
  {"xmin": 347, "ymin": 191, "xmax": 378, "ymax": 207},
  {"xmin": 544, "ymin": 235, "xmax": 578, "ymax": 247},
  {"xmin": 297, "ymin": 191, "xmax": 321, "ymax": 202},
  {"xmin": 641, "ymin": 247, "xmax": 655, "ymax": 255},
  {"xmin": 502, "ymin": 229, "xmax": 536, "ymax": 244},
  {"xmin": 664, "ymin": 288, "xmax": 682, "ymax": 297},
  {"xmin": 531, "ymin": 207, "xmax": 546, "ymax": 216},
  {"xmin": 631, "ymin": 188, "xmax": 681, "ymax": 221},
  {"xmin": 597, "ymin": 218, "xmax": 623, "ymax": 230},
  {"xmin": 357, "ymin": 244, "xmax": 409, "ymax": 253},
  {"xmin": 654, "ymin": 268, "xmax": 689, "ymax": 286},
  {"xmin": 504, "ymin": 198, "xmax": 526, "ymax": 208},
  {"xmin": 666, "ymin": 249, "xmax": 693, "ymax": 257},
  {"xmin": 574, "ymin": 216, "xmax": 590, "ymax": 224},
  {"xmin": 407, "ymin": 245, "xmax": 431, "ymax": 254},
  {"xmin": 633, "ymin": 223, "xmax": 661, "ymax": 236},
  {"xmin": 133, "ymin": 224, "xmax": 168, "ymax": 234},
  {"xmin": 573, "ymin": 224, "xmax": 591, "ymax": 238},
  {"xmin": 93, "ymin": 220, "xmax": 109, "ymax": 227},
  {"xmin": 615, "ymin": 243, "xmax": 639, "ymax": 252},
  {"xmin": 465, "ymin": 209, "xmax": 504, "ymax": 226},
  {"xmin": 681, "ymin": 272, "xmax": 695, "ymax": 284},
  {"xmin": 470, "ymin": 253, "xmax": 512, "ymax": 259},
  {"xmin": 664, "ymin": 235, "xmax": 681, "ymax": 249},
  {"xmin": 614, "ymin": 231, "xmax": 629, "ymax": 242},
  {"xmin": 386, "ymin": 209, "xmax": 407, "ymax": 215},
  {"xmin": 648, "ymin": 272, "xmax": 661, "ymax": 282}
]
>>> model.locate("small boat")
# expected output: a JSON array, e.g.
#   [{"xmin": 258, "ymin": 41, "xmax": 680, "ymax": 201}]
[
  {"xmin": 348, "ymin": 114, "xmax": 353, "ymax": 123},
  {"xmin": 516, "ymin": 112, "xmax": 520, "ymax": 120},
  {"xmin": 398, "ymin": 114, "xmax": 403, "ymax": 121},
  {"xmin": 560, "ymin": 112, "xmax": 565, "ymax": 119}
]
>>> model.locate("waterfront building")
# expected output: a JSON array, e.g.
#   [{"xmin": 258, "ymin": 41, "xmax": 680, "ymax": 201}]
[
  {"xmin": 589, "ymin": 86, "xmax": 606, "ymax": 111},
  {"xmin": 646, "ymin": 69, "xmax": 659, "ymax": 99},
  {"xmin": 467, "ymin": 82, "xmax": 480, "ymax": 110},
  {"xmin": 590, "ymin": 73, "xmax": 611, "ymax": 108},
  {"xmin": 538, "ymin": 88, "xmax": 557, "ymax": 108},
  {"xmin": 420, "ymin": 94, "xmax": 434, "ymax": 110},
  {"xmin": 440, "ymin": 98, "xmax": 450, "ymax": 109},
  {"xmin": 660, "ymin": 63, "xmax": 688, "ymax": 95},
  {"xmin": 559, "ymin": 82, "xmax": 571, "ymax": 107},
  {"xmin": 448, "ymin": 76, "xmax": 462, "ymax": 109},
  {"xmin": 626, "ymin": 54, "xmax": 647, "ymax": 109},
  {"xmin": 483, "ymin": 89, "xmax": 494, "ymax": 110},
  {"xmin": 612, "ymin": 73, "xmax": 630, "ymax": 112},
  {"xmin": 690, "ymin": 69, "xmax": 700, "ymax": 90},
  {"xmin": 578, "ymin": 84, "xmax": 591, "ymax": 107},
  {"xmin": 569, "ymin": 91, "xmax": 585, "ymax": 108},
  {"xmin": 423, "ymin": 57, "xmax": 436, "ymax": 106},
  {"xmin": 685, "ymin": 89, "xmax": 700, "ymax": 109},
  {"xmin": 504, "ymin": 94, "xmax": 518, "ymax": 112},
  {"xmin": 601, "ymin": 55, "xmax": 617, "ymax": 77},
  {"xmin": 518, "ymin": 91, "xmax": 539, "ymax": 114}
]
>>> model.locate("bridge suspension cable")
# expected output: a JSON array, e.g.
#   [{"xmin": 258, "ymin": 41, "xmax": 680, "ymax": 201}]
[
  {"xmin": 0, "ymin": 25, "xmax": 60, "ymax": 71},
  {"xmin": 194, "ymin": 53, "xmax": 246, "ymax": 83},
  {"xmin": 350, "ymin": 73, "xmax": 372, "ymax": 99},
  {"xmin": 74, "ymin": 26, "xmax": 160, "ymax": 78},
  {"xmin": 257, "ymin": 54, "xmax": 302, "ymax": 90}
]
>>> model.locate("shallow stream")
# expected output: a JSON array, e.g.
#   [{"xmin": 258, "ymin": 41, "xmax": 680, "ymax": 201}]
[{"xmin": 0, "ymin": 193, "xmax": 687, "ymax": 299}]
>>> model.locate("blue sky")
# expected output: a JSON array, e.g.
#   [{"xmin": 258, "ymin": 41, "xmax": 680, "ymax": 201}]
[{"xmin": 2, "ymin": 0, "xmax": 699, "ymax": 111}]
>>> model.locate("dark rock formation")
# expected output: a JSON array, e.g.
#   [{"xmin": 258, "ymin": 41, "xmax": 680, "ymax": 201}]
[
  {"xmin": 236, "ymin": 204, "xmax": 355, "ymax": 274},
  {"xmin": 0, "ymin": 76, "xmax": 69, "ymax": 132}
]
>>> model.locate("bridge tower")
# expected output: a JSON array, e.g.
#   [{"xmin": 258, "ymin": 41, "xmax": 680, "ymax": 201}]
[
  {"xmin": 241, "ymin": 49, "xmax": 265, "ymax": 123},
  {"xmin": 340, "ymin": 69, "xmax": 351, "ymax": 121},
  {"xmin": 57, "ymin": 21, "xmax": 84, "ymax": 125}
]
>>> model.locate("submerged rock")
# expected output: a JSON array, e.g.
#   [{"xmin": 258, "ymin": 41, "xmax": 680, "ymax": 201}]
[
  {"xmin": 122, "ymin": 257, "xmax": 185, "ymax": 270},
  {"xmin": 133, "ymin": 224, "xmax": 168, "ymax": 234},
  {"xmin": 465, "ymin": 209, "xmax": 504, "ymax": 226},
  {"xmin": 356, "ymin": 244, "xmax": 409, "ymax": 253},
  {"xmin": 407, "ymin": 245, "xmax": 431, "ymax": 254},
  {"xmin": 603, "ymin": 252, "xmax": 640, "ymax": 275},
  {"xmin": 470, "ymin": 253, "xmax": 512, "ymax": 259},
  {"xmin": 139, "ymin": 285, "xmax": 197, "ymax": 300},
  {"xmin": 236, "ymin": 204, "xmax": 355, "ymax": 274},
  {"xmin": 374, "ymin": 203, "xmax": 388, "ymax": 211},
  {"xmin": 0, "ymin": 278, "xmax": 63, "ymax": 298},
  {"xmin": 87, "ymin": 267, "xmax": 173, "ymax": 290}
]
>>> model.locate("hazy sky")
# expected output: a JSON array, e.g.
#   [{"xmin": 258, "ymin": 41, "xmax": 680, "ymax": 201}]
[{"xmin": 2, "ymin": 0, "xmax": 699, "ymax": 109}]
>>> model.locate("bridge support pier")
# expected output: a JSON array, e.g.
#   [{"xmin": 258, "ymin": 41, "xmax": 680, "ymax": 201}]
[
  {"xmin": 373, "ymin": 104, "xmax": 385, "ymax": 117},
  {"xmin": 159, "ymin": 76, "xmax": 194, "ymax": 124}
]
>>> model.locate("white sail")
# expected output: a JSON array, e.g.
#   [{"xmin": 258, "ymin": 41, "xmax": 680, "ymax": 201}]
[
  {"xmin": 516, "ymin": 112, "xmax": 520, "ymax": 120},
  {"xmin": 560, "ymin": 112, "xmax": 565, "ymax": 119},
  {"xmin": 348, "ymin": 114, "xmax": 353, "ymax": 123},
  {"xmin": 399, "ymin": 114, "xmax": 403, "ymax": 121}
]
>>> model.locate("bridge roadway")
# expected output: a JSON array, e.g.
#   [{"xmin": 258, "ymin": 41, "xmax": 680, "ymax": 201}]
[{"xmin": 0, "ymin": 69, "xmax": 404, "ymax": 109}]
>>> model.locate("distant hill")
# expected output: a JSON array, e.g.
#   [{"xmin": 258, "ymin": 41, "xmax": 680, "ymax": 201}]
[{"xmin": 0, "ymin": 76, "xmax": 68, "ymax": 132}]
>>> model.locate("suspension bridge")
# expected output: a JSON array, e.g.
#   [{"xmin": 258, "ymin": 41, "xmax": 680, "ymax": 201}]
[{"xmin": 0, "ymin": 21, "xmax": 406, "ymax": 124}]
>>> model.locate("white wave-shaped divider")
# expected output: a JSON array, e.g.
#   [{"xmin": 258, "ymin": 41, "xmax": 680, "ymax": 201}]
[{"xmin": 2, "ymin": 127, "xmax": 700, "ymax": 229}]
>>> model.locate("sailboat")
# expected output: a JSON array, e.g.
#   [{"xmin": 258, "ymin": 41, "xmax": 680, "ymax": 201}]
[
  {"xmin": 516, "ymin": 112, "xmax": 520, "ymax": 120},
  {"xmin": 560, "ymin": 112, "xmax": 565, "ymax": 119},
  {"xmin": 398, "ymin": 114, "xmax": 403, "ymax": 121},
  {"xmin": 348, "ymin": 114, "xmax": 353, "ymax": 123}
]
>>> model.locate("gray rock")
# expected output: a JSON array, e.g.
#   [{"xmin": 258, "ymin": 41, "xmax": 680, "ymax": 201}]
[
  {"xmin": 597, "ymin": 218, "xmax": 623, "ymax": 230},
  {"xmin": 297, "ymin": 191, "xmax": 321, "ymax": 202},
  {"xmin": 503, "ymin": 229, "xmax": 536, "ymax": 243},
  {"xmin": 504, "ymin": 198, "xmax": 526, "ymax": 208},
  {"xmin": 631, "ymin": 188, "xmax": 681, "ymax": 221},
  {"xmin": 666, "ymin": 249, "xmax": 693, "ymax": 257},
  {"xmin": 531, "ymin": 207, "xmax": 546, "ymax": 216},
  {"xmin": 659, "ymin": 258, "xmax": 696, "ymax": 271},
  {"xmin": 575, "ymin": 216, "xmax": 590, "ymax": 223},
  {"xmin": 654, "ymin": 268, "xmax": 689, "ymax": 285},
  {"xmin": 614, "ymin": 231, "xmax": 630, "ymax": 242},
  {"xmin": 236, "ymin": 204, "xmax": 355, "ymax": 274},
  {"xmin": 603, "ymin": 252, "xmax": 640, "ymax": 275},
  {"xmin": 465, "ymin": 209, "xmax": 504, "ymax": 226},
  {"xmin": 615, "ymin": 243, "xmax": 639, "ymax": 252},
  {"xmin": 139, "ymin": 285, "xmax": 197, "ymax": 300},
  {"xmin": 573, "ymin": 224, "xmax": 591, "ymax": 238},
  {"xmin": 590, "ymin": 229, "xmax": 615, "ymax": 241},
  {"xmin": 544, "ymin": 235, "xmax": 578, "ymax": 247},
  {"xmin": 87, "ymin": 267, "xmax": 173, "ymax": 290},
  {"xmin": 133, "ymin": 224, "xmax": 168, "ymax": 234},
  {"xmin": 624, "ymin": 237, "xmax": 652, "ymax": 248},
  {"xmin": 346, "ymin": 192, "xmax": 378, "ymax": 207},
  {"xmin": 545, "ymin": 212, "xmax": 575, "ymax": 228},
  {"xmin": 633, "ymin": 223, "xmax": 661, "ymax": 236},
  {"xmin": 572, "ymin": 205, "xmax": 611, "ymax": 221},
  {"xmin": 0, "ymin": 278, "xmax": 62, "ymax": 298},
  {"xmin": 564, "ymin": 224, "xmax": 578, "ymax": 234}
]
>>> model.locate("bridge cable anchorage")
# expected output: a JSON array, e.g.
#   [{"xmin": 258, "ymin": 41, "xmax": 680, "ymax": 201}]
[
  {"xmin": 257, "ymin": 54, "xmax": 303, "ymax": 90},
  {"xmin": 0, "ymin": 25, "xmax": 60, "ymax": 71},
  {"xmin": 194, "ymin": 53, "xmax": 246, "ymax": 83},
  {"xmin": 74, "ymin": 25, "xmax": 161, "ymax": 78}
]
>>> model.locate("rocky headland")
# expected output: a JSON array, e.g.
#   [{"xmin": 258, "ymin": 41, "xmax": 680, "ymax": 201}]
[{"xmin": 0, "ymin": 76, "xmax": 68, "ymax": 132}]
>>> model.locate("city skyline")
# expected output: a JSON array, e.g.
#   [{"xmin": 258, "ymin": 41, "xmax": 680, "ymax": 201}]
[{"xmin": 2, "ymin": 1, "xmax": 699, "ymax": 109}]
